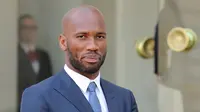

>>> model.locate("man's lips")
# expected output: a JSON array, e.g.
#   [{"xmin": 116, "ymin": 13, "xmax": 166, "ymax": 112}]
[
  {"xmin": 83, "ymin": 57, "xmax": 98, "ymax": 63},
  {"xmin": 82, "ymin": 54, "xmax": 100, "ymax": 63}
]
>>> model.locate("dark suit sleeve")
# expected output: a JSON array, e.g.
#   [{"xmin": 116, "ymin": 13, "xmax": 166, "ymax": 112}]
[
  {"xmin": 129, "ymin": 91, "xmax": 138, "ymax": 112},
  {"xmin": 20, "ymin": 87, "xmax": 48, "ymax": 112}
]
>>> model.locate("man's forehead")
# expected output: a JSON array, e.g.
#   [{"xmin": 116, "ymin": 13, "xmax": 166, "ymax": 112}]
[
  {"xmin": 63, "ymin": 6, "xmax": 105, "ymax": 34},
  {"xmin": 69, "ymin": 18, "xmax": 105, "ymax": 34},
  {"xmin": 73, "ymin": 27, "xmax": 106, "ymax": 35}
]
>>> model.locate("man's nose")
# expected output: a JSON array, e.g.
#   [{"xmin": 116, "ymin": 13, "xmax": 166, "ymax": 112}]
[{"xmin": 86, "ymin": 38, "xmax": 99, "ymax": 51}]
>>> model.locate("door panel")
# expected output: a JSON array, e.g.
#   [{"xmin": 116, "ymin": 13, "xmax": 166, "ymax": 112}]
[{"xmin": 158, "ymin": 0, "xmax": 200, "ymax": 111}]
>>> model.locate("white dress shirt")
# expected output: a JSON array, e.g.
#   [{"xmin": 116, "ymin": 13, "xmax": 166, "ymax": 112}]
[
  {"xmin": 20, "ymin": 43, "xmax": 40, "ymax": 74},
  {"xmin": 64, "ymin": 64, "xmax": 109, "ymax": 112}
]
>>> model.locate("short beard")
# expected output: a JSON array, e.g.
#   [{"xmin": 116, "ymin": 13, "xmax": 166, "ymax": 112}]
[{"xmin": 67, "ymin": 47, "xmax": 106, "ymax": 75}]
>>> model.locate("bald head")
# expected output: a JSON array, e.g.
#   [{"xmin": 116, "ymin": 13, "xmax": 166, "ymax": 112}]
[
  {"xmin": 62, "ymin": 5, "xmax": 105, "ymax": 34},
  {"xmin": 59, "ymin": 5, "xmax": 107, "ymax": 78}
]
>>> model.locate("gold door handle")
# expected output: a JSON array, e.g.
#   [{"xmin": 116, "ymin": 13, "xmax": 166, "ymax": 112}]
[
  {"xmin": 167, "ymin": 27, "xmax": 197, "ymax": 52},
  {"xmin": 136, "ymin": 37, "xmax": 155, "ymax": 59}
]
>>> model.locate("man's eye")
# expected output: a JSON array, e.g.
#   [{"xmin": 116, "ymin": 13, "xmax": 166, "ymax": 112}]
[
  {"xmin": 77, "ymin": 35, "xmax": 85, "ymax": 38},
  {"xmin": 96, "ymin": 36, "xmax": 105, "ymax": 39}
]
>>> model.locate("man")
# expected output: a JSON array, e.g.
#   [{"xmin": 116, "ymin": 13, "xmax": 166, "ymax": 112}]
[
  {"xmin": 20, "ymin": 5, "xmax": 138, "ymax": 112},
  {"xmin": 18, "ymin": 14, "xmax": 52, "ymax": 110}
]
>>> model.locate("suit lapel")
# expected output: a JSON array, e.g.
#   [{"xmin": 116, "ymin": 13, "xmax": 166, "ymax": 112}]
[
  {"xmin": 18, "ymin": 45, "xmax": 37, "ymax": 76},
  {"xmin": 101, "ymin": 79, "xmax": 119, "ymax": 112},
  {"xmin": 18, "ymin": 45, "xmax": 36, "ymax": 76},
  {"xmin": 53, "ymin": 69, "xmax": 93, "ymax": 112}
]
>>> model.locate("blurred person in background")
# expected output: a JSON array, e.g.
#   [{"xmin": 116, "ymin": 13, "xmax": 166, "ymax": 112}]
[{"xmin": 17, "ymin": 14, "xmax": 52, "ymax": 111}]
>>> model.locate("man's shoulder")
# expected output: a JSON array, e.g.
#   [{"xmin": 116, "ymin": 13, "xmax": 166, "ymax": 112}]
[
  {"xmin": 101, "ymin": 79, "xmax": 138, "ymax": 111},
  {"xmin": 101, "ymin": 79, "xmax": 133, "ymax": 94},
  {"xmin": 23, "ymin": 74, "xmax": 58, "ymax": 95}
]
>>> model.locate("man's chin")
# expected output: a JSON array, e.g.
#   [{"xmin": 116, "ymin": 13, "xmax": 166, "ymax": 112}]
[
  {"xmin": 81, "ymin": 65, "xmax": 100, "ymax": 74},
  {"xmin": 82, "ymin": 69, "xmax": 99, "ymax": 74}
]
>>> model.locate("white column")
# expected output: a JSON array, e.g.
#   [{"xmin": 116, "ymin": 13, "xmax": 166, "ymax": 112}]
[
  {"xmin": 0, "ymin": 0, "xmax": 18, "ymax": 111},
  {"xmin": 115, "ymin": 0, "xmax": 159, "ymax": 111}
]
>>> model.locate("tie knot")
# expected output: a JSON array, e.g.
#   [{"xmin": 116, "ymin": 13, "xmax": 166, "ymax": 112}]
[
  {"xmin": 27, "ymin": 51, "xmax": 38, "ymax": 62},
  {"xmin": 87, "ymin": 82, "xmax": 97, "ymax": 92}
]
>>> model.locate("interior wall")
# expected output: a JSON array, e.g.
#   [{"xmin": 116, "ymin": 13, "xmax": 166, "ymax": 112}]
[
  {"xmin": 0, "ymin": 0, "xmax": 18, "ymax": 111},
  {"xmin": 19, "ymin": 0, "xmax": 40, "ymax": 17}
]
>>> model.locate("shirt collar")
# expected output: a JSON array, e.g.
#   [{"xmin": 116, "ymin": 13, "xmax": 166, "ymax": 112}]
[
  {"xmin": 20, "ymin": 42, "xmax": 36, "ymax": 53},
  {"xmin": 64, "ymin": 64, "xmax": 101, "ymax": 93}
]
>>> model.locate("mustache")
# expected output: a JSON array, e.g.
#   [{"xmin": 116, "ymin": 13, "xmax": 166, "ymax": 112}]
[{"xmin": 82, "ymin": 52, "xmax": 101, "ymax": 58}]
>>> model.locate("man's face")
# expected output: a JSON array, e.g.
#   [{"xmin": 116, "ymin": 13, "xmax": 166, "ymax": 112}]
[
  {"xmin": 19, "ymin": 18, "xmax": 38, "ymax": 44},
  {"xmin": 63, "ymin": 13, "xmax": 107, "ymax": 74}
]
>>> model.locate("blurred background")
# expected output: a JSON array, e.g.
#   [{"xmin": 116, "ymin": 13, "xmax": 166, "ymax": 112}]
[{"xmin": 1, "ymin": 0, "xmax": 200, "ymax": 112}]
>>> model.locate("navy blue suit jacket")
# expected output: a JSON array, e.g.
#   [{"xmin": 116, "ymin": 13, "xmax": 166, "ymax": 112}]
[{"xmin": 20, "ymin": 69, "xmax": 138, "ymax": 112}]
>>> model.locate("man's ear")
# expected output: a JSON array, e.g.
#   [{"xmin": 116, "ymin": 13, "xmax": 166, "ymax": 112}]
[{"xmin": 59, "ymin": 34, "xmax": 68, "ymax": 51}]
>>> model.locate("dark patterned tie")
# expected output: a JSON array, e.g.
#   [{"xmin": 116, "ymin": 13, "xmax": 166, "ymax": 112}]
[{"xmin": 27, "ymin": 51, "xmax": 38, "ymax": 62}]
